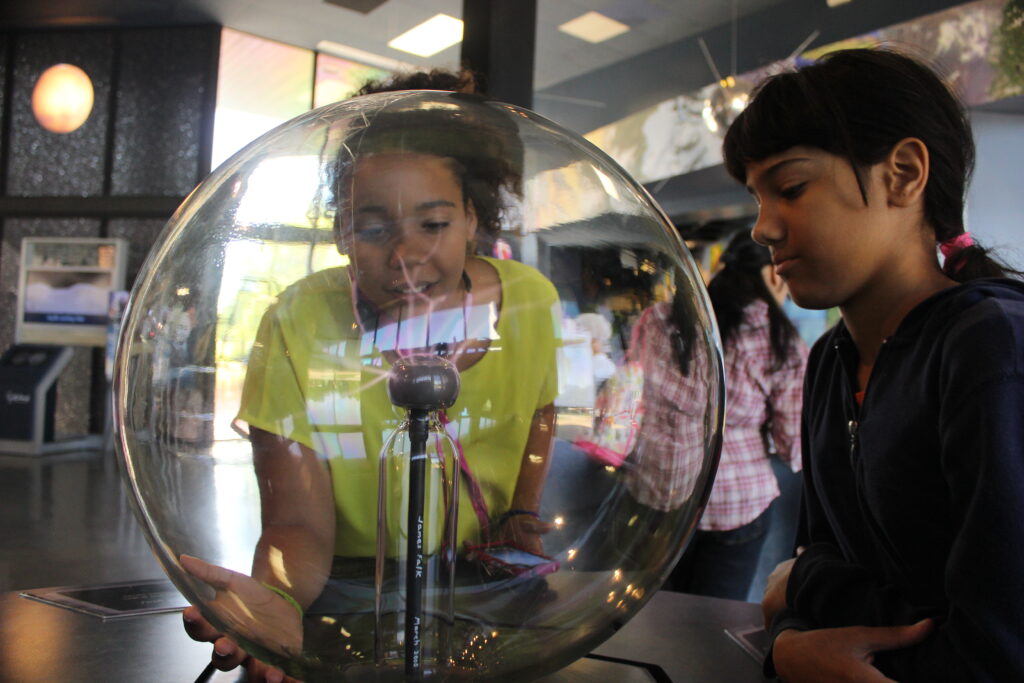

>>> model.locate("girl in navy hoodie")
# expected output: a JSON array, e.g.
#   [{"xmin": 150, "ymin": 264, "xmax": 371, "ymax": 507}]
[{"xmin": 723, "ymin": 48, "xmax": 1024, "ymax": 682}]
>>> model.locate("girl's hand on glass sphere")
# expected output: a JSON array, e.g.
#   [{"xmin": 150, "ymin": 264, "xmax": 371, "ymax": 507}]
[{"xmin": 180, "ymin": 554, "xmax": 304, "ymax": 680}]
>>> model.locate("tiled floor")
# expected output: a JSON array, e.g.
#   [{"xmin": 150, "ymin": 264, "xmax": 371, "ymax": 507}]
[{"xmin": 0, "ymin": 449, "xmax": 165, "ymax": 593}]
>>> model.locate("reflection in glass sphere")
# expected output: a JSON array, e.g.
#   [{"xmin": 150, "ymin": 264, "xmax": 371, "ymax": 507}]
[{"xmin": 114, "ymin": 91, "xmax": 724, "ymax": 681}]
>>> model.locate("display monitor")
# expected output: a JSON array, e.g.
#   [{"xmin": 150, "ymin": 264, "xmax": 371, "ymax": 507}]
[{"xmin": 15, "ymin": 237, "xmax": 128, "ymax": 347}]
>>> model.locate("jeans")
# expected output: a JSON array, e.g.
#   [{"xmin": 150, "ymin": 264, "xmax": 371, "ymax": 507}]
[{"xmin": 666, "ymin": 508, "xmax": 770, "ymax": 601}]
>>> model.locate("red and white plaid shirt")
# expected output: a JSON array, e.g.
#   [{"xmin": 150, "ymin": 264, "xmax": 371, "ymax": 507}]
[
  {"xmin": 707, "ymin": 300, "xmax": 807, "ymax": 529},
  {"xmin": 625, "ymin": 302, "xmax": 714, "ymax": 512},
  {"xmin": 626, "ymin": 300, "xmax": 807, "ymax": 528}
]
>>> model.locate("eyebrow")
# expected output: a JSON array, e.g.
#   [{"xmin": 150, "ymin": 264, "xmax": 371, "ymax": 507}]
[
  {"xmin": 355, "ymin": 199, "xmax": 456, "ymax": 214},
  {"xmin": 415, "ymin": 199, "xmax": 456, "ymax": 211},
  {"xmin": 746, "ymin": 157, "xmax": 813, "ymax": 194}
]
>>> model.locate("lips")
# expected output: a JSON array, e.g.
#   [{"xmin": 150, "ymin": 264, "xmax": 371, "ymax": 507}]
[
  {"xmin": 773, "ymin": 257, "xmax": 796, "ymax": 278},
  {"xmin": 386, "ymin": 280, "xmax": 435, "ymax": 295}
]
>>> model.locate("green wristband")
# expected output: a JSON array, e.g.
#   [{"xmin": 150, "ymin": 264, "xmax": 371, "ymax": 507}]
[{"xmin": 261, "ymin": 582, "xmax": 303, "ymax": 619}]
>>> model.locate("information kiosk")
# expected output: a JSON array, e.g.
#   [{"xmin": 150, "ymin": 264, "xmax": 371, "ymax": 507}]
[{"xmin": 0, "ymin": 237, "xmax": 126, "ymax": 455}]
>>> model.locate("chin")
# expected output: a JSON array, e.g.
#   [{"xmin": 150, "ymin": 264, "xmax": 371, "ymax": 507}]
[{"xmin": 787, "ymin": 288, "xmax": 836, "ymax": 312}]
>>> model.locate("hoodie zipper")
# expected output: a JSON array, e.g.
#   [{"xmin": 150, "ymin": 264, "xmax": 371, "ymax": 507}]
[
  {"xmin": 848, "ymin": 419, "xmax": 859, "ymax": 470},
  {"xmin": 840, "ymin": 337, "xmax": 889, "ymax": 470}
]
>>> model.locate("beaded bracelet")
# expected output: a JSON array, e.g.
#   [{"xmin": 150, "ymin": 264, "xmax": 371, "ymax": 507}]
[
  {"xmin": 261, "ymin": 582, "xmax": 303, "ymax": 619},
  {"xmin": 497, "ymin": 508, "xmax": 540, "ymax": 526}
]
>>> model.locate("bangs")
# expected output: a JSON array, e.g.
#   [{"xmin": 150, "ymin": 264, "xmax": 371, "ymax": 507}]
[{"xmin": 722, "ymin": 67, "xmax": 854, "ymax": 184}]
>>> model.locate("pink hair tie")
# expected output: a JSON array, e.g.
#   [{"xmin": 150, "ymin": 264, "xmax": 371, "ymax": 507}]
[{"xmin": 939, "ymin": 232, "xmax": 974, "ymax": 260}]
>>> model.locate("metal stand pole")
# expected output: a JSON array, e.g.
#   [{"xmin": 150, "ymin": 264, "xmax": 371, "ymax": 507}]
[{"xmin": 405, "ymin": 409, "xmax": 429, "ymax": 678}]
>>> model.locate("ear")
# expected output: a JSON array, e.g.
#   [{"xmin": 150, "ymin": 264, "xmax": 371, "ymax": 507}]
[
  {"xmin": 333, "ymin": 215, "xmax": 352, "ymax": 256},
  {"xmin": 884, "ymin": 137, "xmax": 929, "ymax": 208},
  {"xmin": 464, "ymin": 198, "xmax": 479, "ymax": 245}
]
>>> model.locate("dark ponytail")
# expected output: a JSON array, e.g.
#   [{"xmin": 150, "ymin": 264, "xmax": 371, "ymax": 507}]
[
  {"xmin": 940, "ymin": 238, "xmax": 1024, "ymax": 282},
  {"xmin": 708, "ymin": 231, "xmax": 799, "ymax": 369},
  {"xmin": 723, "ymin": 48, "xmax": 1019, "ymax": 282}
]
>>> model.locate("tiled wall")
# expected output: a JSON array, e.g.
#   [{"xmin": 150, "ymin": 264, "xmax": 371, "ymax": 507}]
[{"xmin": 0, "ymin": 25, "xmax": 220, "ymax": 436}]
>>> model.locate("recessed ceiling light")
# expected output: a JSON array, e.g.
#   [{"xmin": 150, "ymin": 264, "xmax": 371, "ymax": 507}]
[
  {"xmin": 826, "ymin": 0, "xmax": 853, "ymax": 6},
  {"xmin": 387, "ymin": 14, "xmax": 463, "ymax": 57},
  {"xmin": 558, "ymin": 11, "xmax": 630, "ymax": 44}
]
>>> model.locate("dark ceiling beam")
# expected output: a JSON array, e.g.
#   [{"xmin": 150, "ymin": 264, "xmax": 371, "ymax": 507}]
[
  {"xmin": 461, "ymin": 0, "xmax": 537, "ymax": 108},
  {"xmin": 322, "ymin": 0, "xmax": 387, "ymax": 13},
  {"xmin": 0, "ymin": 1, "xmax": 212, "ymax": 30},
  {"xmin": 0, "ymin": 196, "xmax": 185, "ymax": 218}
]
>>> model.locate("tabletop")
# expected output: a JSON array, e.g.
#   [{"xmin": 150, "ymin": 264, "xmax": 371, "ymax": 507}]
[{"xmin": 0, "ymin": 586, "xmax": 767, "ymax": 682}]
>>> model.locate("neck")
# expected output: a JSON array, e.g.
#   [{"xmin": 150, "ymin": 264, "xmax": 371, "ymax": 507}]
[{"xmin": 841, "ymin": 264, "xmax": 954, "ymax": 365}]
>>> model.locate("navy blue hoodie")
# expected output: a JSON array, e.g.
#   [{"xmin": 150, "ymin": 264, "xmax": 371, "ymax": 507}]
[{"xmin": 770, "ymin": 278, "xmax": 1024, "ymax": 682}]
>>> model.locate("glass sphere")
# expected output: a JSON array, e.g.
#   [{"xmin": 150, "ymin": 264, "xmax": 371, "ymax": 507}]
[{"xmin": 114, "ymin": 91, "xmax": 724, "ymax": 681}]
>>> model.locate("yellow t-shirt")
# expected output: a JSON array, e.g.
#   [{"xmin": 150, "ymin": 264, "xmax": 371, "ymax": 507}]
[{"xmin": 237, "ymin": 257, "xmax": 560, "ymax": 556}]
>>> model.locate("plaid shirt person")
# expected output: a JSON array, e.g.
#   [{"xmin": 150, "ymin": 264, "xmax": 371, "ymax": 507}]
[{"xmin": 627, "ymin": 300, "xmax": 807, "ymax": 526}]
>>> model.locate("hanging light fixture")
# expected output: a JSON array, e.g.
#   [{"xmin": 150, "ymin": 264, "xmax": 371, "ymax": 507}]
[
  {"xmin": 697, "ymin": 1, "xmax": 753, "ymax": 136},
  {"xmin": 697, "ymin": 3, "xmax": 819, "ymax": 136},
  {"xmin": 31, "ymin": 63, "xmax": 94, "ymax": 134}
]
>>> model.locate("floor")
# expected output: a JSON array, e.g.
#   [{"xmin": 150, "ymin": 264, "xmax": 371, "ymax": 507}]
[
  {"xmin": 0, "ymin": 448, "xmax": 165, "ymax": 593},
  {"xmin": 0, "ymin": 442, "xmax": 793, "ymax": 598}
]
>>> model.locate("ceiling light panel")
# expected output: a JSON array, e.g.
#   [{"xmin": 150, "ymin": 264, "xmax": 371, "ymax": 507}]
[
  {"xmin": 387, "ymin": 13, "xmax": 463, "ymax": 57},
  {"xmin": 558, "ymin": 11, "xmax": 630, "ymax": 44}
]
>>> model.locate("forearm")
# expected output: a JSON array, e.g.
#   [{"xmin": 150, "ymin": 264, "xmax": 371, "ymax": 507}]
[
  {"xmin": 509, "ymin": 403, "xmax": 555, "ymax": 511},
  {"xmin": 250, "ymin": 427, "xmax": 336, "ymax": 609},
  {"xmin": 781, "ymin": 546, "xmax": 1007, "ymax": 682},
  {"xmin": 252, "ymin": 523, "xmax": 333, "ymax": 608},
  {"xmin": 787, "ymin": 543, "xmax": 927, "ymax": 628}
]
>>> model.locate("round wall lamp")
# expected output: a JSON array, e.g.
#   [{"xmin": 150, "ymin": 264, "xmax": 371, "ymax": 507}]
[{"xmin": 32, "ymin": 63, "xmax": 94, "ymax": 134}]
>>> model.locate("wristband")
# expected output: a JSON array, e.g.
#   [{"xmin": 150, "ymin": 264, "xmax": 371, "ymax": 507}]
[
  {"xmin": 261, "ymin": 582, "xmax": 303, "ymax": 619},
  {"xmin": 497, "ymin": 508, "xmax": 539, "ymax": 525}
]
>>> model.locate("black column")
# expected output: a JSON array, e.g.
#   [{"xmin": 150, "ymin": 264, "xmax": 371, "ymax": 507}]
[{"xmin": 461, "ymin": 0, "xmax": 536, "ymax": 108}]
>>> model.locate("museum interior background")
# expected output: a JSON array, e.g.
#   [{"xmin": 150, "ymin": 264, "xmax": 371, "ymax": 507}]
[{"xmin": 0, "ymin": 0, "xmax": 1021, "ymax": 594}]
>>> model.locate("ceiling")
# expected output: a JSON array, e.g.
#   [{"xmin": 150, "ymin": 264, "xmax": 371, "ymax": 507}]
[{"xmin": 0, "ymin": 0, "xmax": 789, "ymax": 91}]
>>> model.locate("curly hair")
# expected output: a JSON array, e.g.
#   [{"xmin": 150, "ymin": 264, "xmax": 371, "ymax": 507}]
[
  {"xmin": 331, "ymin": 92, "xmax": 523, "ymax": 252},
  {"xmin": 353, "ymin": 67, "xmax": 480, "ymax": 97}
]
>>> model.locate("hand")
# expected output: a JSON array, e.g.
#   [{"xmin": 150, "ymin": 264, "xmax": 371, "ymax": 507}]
[
  {"xmin": 182, "ymin": 605, "xmax": 301, "ymax": 683},
  {"xmin": 762, "ymin": 557, "xmax": 796, "ymax": 628},
  {"xmin": 773, "ymin": 620, "xmax": 934, "ymax": 683},
  {"xmin": 493, "ymin": 513, "xmax": 551, "ymax": 556},
  {"xmin": 180, "ymin": 554, "xmax": 304, "ymax": 681}
]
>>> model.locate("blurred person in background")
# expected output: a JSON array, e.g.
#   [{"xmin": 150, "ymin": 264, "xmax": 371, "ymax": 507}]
[
  {"xmin": 665, "ymin": 230, "xmax": 808, "ymax": 600},
  {"xmin": 575, "ymin": 312, "xmax": 616, "ymax": 386}
]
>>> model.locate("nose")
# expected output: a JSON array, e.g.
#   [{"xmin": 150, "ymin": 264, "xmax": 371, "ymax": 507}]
[
  {"xmin": 387, "ymin": 226, "xmax": 436, "ymax": 270},
  {"xmin": 751, "ymin": 203, "xmax": 783, "ymax": 247}
]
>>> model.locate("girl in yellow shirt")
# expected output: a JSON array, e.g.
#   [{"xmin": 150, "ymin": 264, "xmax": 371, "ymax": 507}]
[{"xmin": 182, "ymin": 98, "xmax": 561, "ymax": 679}]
